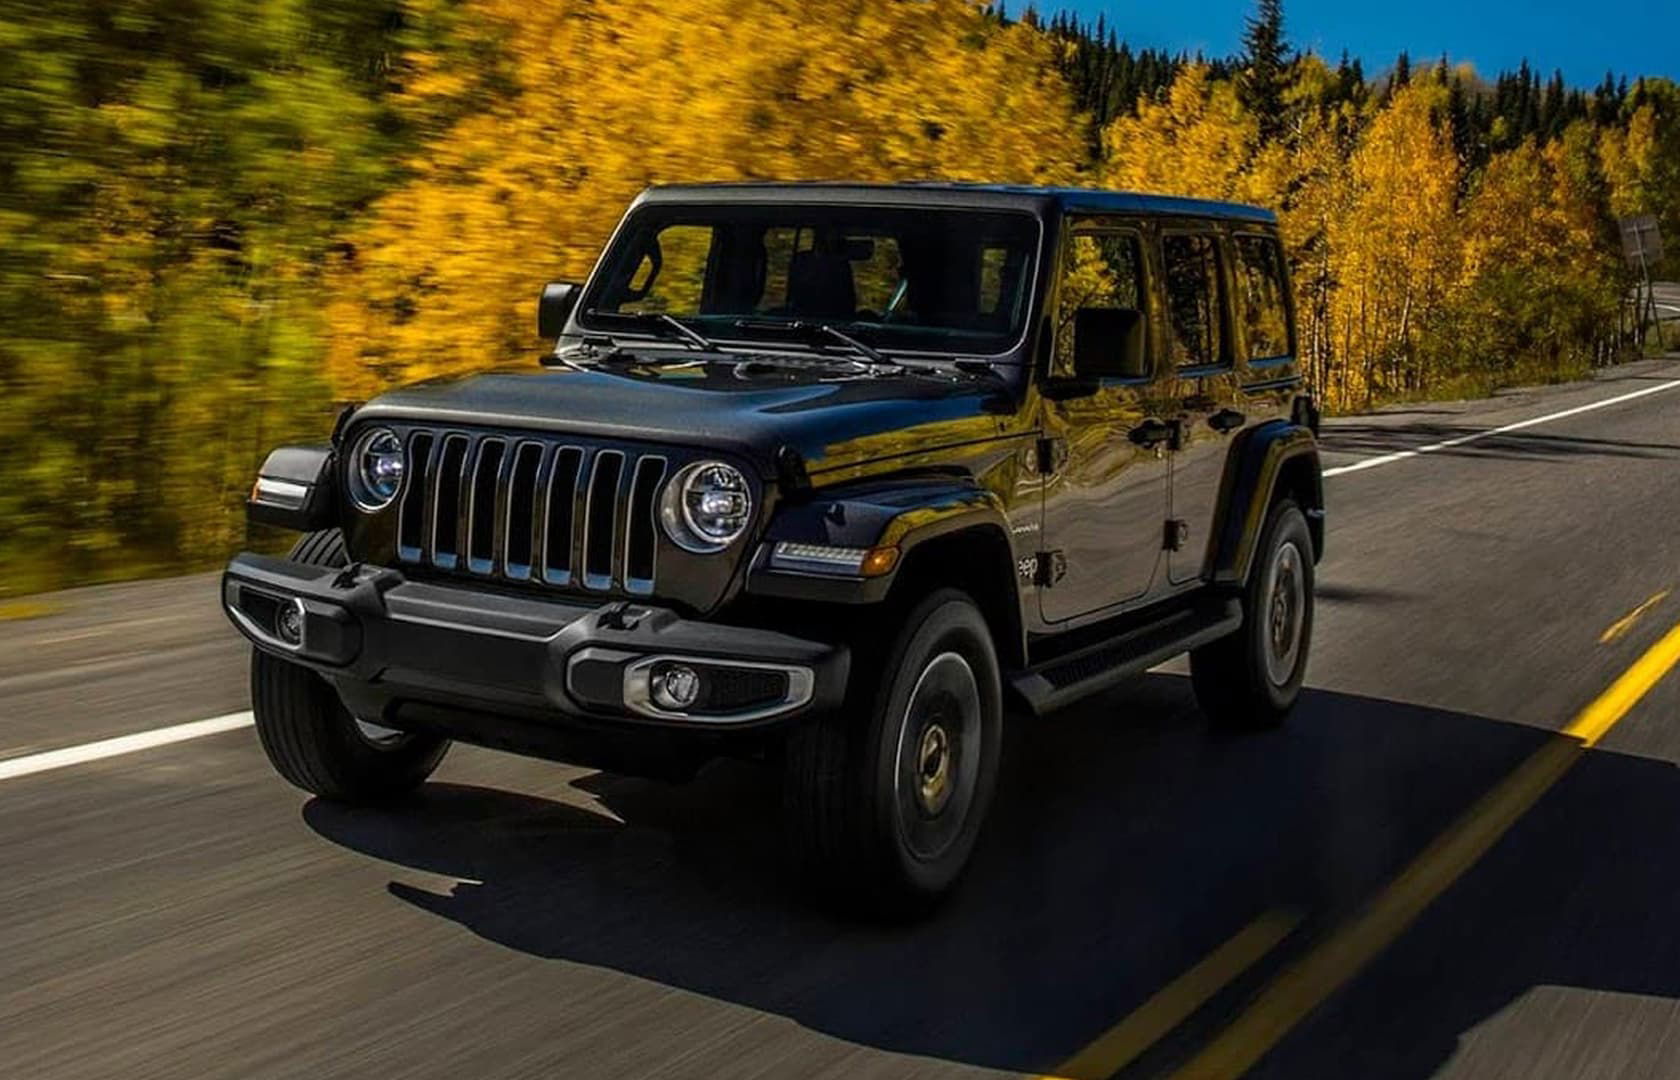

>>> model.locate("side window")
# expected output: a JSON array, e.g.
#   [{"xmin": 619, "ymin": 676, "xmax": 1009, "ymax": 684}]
[
  {"xmin": 1161, "ymin": 233, "xmax": 1225, "ymax": 368},
  {"xmin": 1234, "ymin": 234, "xmax": 1291, "ymax": 361},
  {"xmin": 1055, "ymin": 230, "xmax": 1144, "ymax": 376},
  {"xmin": 616, "ymin": 224, "xmax": 715, "ymax": 315}
]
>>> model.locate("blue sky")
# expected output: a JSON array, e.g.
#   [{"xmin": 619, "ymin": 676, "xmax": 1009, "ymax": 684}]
[{"xmin": 1054, "ymin": 0, "xmax": 1680, "ymax": 86}]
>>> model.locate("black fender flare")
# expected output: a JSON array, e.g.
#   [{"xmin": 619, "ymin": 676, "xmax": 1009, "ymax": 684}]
[
  {"xmin": 246, "ymin": 444, "xmax": 338, "ymax": 531},
  {"xmin": 745, "ymin": 479, "xmax": 1018, "ymax": 606},
  {"xmin": 1208, "ymin": 421, "xmax": 1324, "ymax": 587}
]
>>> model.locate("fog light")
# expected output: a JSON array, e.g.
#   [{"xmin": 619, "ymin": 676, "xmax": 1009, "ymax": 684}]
[
  {"xmin": 650, "ymin": 663, "xmax": 701, "ymax": 710},
  {"xmin": 275, "ymin": 598, "xmax": 306, "ymax": 646}
]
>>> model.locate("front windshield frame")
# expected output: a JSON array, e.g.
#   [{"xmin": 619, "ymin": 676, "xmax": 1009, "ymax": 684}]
[{"xmin": 575, "ymin": 201, "xmax": 1046, "ymax": 362}]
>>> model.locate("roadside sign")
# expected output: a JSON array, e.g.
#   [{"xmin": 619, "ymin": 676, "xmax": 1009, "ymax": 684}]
[{"xmin": 1620, "ymin": 215, "xmax": 1664, "ymax": 267}]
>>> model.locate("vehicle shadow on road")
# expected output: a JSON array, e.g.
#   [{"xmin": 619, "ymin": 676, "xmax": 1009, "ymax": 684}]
[{"xmin": 303, "ymin": 675, "xmax": 1680, "ymax": 1078}]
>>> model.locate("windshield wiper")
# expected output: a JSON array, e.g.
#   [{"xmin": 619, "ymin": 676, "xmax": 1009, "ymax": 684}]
[
  {"xmin": 810, "ymin": 323, "xmax": 891, "ymax": 365},
  {"xmin": 584, "ymin": 309, "xmax": 717, "ymax": 351},
  {"xmin": 730, "ymin": 318, "xmax": 898, "ymax": 367}
]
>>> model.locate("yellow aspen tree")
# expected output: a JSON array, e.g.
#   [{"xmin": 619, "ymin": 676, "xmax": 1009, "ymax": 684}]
[
  {"xmin": 1099, "ymin": 65, "xmax": 1284, "ymax": 203},
  {"xmin": 1456, "ymin": 127, "xmax": 1619, "ymax": 378},
  {"xmin": 1326, "ymin": 79, "xmax": 1461, "ymax": 404},
  {"xmin": 1598, "ymin": 103, "xmax": 1661, "ymax": 219}
]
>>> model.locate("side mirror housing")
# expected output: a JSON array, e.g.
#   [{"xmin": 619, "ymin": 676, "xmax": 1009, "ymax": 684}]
[
  {"xmin": 538, "ymin": 281, "xmax": 581, "ymax": 339},
  {"xmin": 1073, "ymin": 307, "xmax": 1148, "ymax": 379},
  {"xmin": 246, "ymin": 444, "xmax": 337, "ymax": 531}
]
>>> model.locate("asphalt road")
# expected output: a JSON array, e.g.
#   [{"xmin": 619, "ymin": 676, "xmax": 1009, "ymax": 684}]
[
  {"xmin": 1653, "ymin": 280, "xmax": 1680, "ymax": 318},
  {"xmin": 5, "ymin": 357, "xmax": 1680, "ymax": 1079}
]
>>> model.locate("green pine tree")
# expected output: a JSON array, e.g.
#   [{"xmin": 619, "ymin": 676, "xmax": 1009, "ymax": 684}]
[{"xmin": 1239, "ymin": 0, "xmax": 1292, "ymax": 141}]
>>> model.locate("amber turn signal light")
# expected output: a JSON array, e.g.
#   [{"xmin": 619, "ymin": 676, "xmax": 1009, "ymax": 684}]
[{"xmin": 859, "ymin": 546, "xmax": 899, "ymax": 577}]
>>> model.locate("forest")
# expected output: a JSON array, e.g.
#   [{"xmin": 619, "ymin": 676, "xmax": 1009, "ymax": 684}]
[{"xmin": 3, "ymin": 0, "xmax": 1678, "ymax": 594}]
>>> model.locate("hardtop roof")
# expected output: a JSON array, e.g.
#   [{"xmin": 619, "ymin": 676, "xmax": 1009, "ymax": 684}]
[{"xmin": 638, "ymin": 181, "xmax": 1277, "ymax": 225}]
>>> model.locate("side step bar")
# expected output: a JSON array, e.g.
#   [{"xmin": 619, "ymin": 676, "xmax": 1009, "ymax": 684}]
[{"xmin": 1009, "ymin": 597, "xmax": 1243, "ymax": 717}]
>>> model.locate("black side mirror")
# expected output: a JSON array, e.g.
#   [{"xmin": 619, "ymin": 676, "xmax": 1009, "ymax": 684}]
[
  {"xmin": 538, "ymin": 281, "xmax": 580, "ymax": 339},
  {"xmin": 1073, "ymin": 307, "xmax": 1148, "ymax": 379}
]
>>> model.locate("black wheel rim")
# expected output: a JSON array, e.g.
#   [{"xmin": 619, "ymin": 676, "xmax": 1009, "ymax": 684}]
[
  {"xmin": 892, "ymin": 651, "xmax": 983, "ymax": 863},
  {"xmin": 1262, "ymin": 539, "xmax": 1306, "ymax": 687}
]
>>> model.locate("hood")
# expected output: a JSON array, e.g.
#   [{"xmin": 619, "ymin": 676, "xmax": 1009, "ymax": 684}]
[{"xmin": 353, "ymin": 353, "xmax": 1026, "ymax": 477}]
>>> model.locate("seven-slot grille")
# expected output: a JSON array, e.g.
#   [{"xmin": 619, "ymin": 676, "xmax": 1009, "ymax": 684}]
[{"xmin": 392, "ymin": 429, "xmax": 668, "ymax": 596}]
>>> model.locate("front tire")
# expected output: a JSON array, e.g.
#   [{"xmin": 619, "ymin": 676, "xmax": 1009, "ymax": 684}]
[
  {"xmin": 783, "ymin": 588, "xmax": 1003, "ymax": 919},
  {"xmin": 250, "ymin": 529, "xmax": 449, "ymax": 802},
  {"xmin": 1190, "ymin": 499, "xmax": 1315, "ymax": 730}
]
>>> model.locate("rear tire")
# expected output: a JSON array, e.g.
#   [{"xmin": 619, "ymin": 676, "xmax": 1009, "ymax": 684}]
[
  {"xmin": 783, "ymin": 588, "xmax": 1003, "ymax": 920},
  {"xmin": 1190, "ymin": 499, "xmax": 1314, "ymax": 731},
  {"xmin": 250, "ymin": 529, "xmax": 449, "ymax": 802}
]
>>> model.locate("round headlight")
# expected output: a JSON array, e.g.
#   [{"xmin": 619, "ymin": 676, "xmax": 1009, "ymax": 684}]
[
  {"xmin": 660, "ymin": 460, "xmax": 753, "ymax": 552},
  {"xmin": 348, "ymin": 427, "xmax": 404, "ymax": 511}
]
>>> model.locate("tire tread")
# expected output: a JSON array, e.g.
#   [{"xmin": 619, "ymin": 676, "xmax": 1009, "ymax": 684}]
[
  {"xmin": 249, "ymin": 529, "xmax": 446, "ymax": 802},
  {"xmin": 1191, "ymin": 499, "xmax": 1314, "ymax": 731}
]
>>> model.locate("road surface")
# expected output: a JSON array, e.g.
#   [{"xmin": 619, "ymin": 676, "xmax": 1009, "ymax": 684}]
[
  {"xmin": 1653, "ymin": 280, "xmax": 1680, "ymax": 320},
  {"xmin": 4, "ymin": 357, "xmax": 1680, "ymax": 1079}
]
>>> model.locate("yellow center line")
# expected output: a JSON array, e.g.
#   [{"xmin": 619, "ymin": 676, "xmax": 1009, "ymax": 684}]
[
  {"xmin": 1599, "ymin": 589, "xmax": 1670, "ymax": 645},
  {"xmin": 1036, "ymin": 910, "xmax": 1301, "ymax": 1080},
  {"xmin": 1171, "ymin": 615, "xmax": 1680, "ymax": 1080},
  {"xmin": 1566, "ymin": 615, "xmax": 1680, "ymax": 746}
]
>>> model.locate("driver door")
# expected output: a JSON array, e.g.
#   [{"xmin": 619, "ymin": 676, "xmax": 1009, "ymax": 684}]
[{"xmin": 1039, "ymin": 221, "xmax": 1173, "ymax": 624}]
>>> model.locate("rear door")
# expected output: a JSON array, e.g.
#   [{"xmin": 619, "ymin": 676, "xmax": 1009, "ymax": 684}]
[
  {"xmin": 1228, "ymin": 227, "xmax": 1302, "ymax": 467},
  {"xmin": 1160, "ymin": 227, "xmax": 1242, "ymax": 585},
  {"xmin": 1166, "ymin": 225, "xmax": 1299, "ymax": 585}
]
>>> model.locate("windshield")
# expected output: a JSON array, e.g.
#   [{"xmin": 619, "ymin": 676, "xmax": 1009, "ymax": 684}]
[{"xmin": 580, "ymin": 203, "xmax": 1041, "ymax": 357}]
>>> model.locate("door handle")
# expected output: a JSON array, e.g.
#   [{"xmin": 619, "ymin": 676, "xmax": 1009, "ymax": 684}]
[
  {"xmin": 1209, "ymin": 408, "xmax": 1246, "ymax": 433},
  {"xmin": 1128, "ymin": 418, "xmax": 1174, "ymax": 448}
]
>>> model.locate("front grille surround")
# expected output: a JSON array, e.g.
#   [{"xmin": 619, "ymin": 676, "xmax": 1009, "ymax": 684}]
[{"xmin": 374, "ymin": 425, "xmax": 712, "ymax": 601}]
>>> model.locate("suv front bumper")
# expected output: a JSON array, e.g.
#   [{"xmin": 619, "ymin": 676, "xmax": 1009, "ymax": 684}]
[{"xmin": 222, "ymin": 553, "xmax": 849, "ymax": 737}]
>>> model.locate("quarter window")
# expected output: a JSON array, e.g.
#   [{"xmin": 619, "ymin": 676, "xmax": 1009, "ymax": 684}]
[
  {"xmin": 1055, "ymin": 231, "xmax": 1144, "ymax": 376},
  {"xmin": 1234, "ymin": 234, "xmax": 1291, "ymax": 361},
  {"xmin": 1162, "ymin": 233, "xmax": 1225, "ymax": 368}
]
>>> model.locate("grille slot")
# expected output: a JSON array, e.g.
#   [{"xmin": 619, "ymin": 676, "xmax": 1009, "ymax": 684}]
[
  {"xmin": 396, "ymin": 432, "xmax": 434, "ymax": 560},
  {"xmin": 503, "ymin": 442, "xmax": 543, "ymax": 580},
  {"xmin": 431, "ymin": 434, "xmax": 470, "ymax": 570},
  {"xmin": 625, "ymin": 456, "xmax": 667, "ymax": 594},
  {"xmin": 543, "ymin": 446, "xmax": 584, "ymax": 585},
  {"xmin": 583, "ymin": 451, "xmax": 625, "ymax": 590},
  {"xmin": 393, "ymin": 428, "xmax": 678, "ymax": 597},
  {"xmin": 466, "ymin": 438, "xmax": 506, "ymax": 574}
]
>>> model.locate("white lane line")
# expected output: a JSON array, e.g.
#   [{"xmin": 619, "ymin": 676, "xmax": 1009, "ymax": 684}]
[
  {"xmin": 0, "ymin": 712, "xmax": 253, "ymax": 782},
  {"xmin": 1324, "ymin": 377, "xmax": 1680, "ymax": 478}
]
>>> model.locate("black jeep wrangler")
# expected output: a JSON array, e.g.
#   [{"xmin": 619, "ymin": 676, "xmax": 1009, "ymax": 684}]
[{"xmin": 224, "ymin": 183, "xmax": 1323, "ymax": 916}]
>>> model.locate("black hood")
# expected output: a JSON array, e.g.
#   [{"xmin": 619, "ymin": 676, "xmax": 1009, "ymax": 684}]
[{"xmin": 353, "ymin": 353, "xmax": 1027, "ymax": 477}]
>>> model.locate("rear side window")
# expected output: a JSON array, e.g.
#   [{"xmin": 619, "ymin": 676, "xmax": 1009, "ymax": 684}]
[
  {"xmin": 1161, "ymin": 233, "xmax": 1225, "ymax": 368},
  {"xmin": 1055, "ymin": 231, "xmax": 1144, "ymax": 376},
  {"xmin": 1233, "ymin": 234, "xmax": 1291, "ymax": 361}
]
